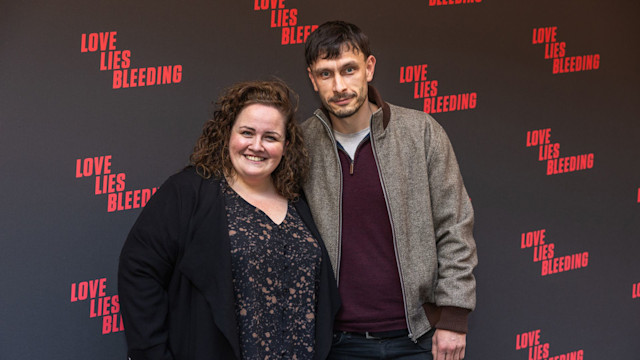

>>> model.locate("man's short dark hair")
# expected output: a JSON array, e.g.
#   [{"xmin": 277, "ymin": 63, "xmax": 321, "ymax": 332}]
[{"xmin": 305, "ymin": 20, "xmax": 372, "ymax": 67}]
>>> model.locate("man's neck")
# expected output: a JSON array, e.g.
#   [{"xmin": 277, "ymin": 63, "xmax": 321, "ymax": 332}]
[{"xmin": 329, "ymin": 101, "xmax": 379, "ymax": 134}]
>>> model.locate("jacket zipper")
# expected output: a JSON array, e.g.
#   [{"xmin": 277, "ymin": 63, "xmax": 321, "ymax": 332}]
[
  {"xmin": 369, "ymin": 119, "xmax": 414, "ymax": 341},
  {"xmin": 336, "ymin": 147, "xmax": 354, "ymax": 175},
  {"xmin": 339, "ymin": 140, "xmax": 367, "ymax": 176},
  {"xmin": 316, "ymin": 112, "xmax": 413, "ymax": 339}
]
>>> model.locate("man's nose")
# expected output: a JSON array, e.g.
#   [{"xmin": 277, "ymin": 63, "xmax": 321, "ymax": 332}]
[{"xmin": 334, "ymin": 74, "xmax": 347, "ymax": 92}]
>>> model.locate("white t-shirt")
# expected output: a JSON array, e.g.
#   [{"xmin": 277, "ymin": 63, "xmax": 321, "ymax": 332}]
[{"xmin": 333, "ymin": 127, "xmax": 371, "ymax": 160}]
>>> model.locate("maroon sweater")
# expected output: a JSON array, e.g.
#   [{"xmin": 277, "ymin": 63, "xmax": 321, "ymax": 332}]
[{"xmin": 334, "ymin": 137, "xmax": 407, "ymax": 332}]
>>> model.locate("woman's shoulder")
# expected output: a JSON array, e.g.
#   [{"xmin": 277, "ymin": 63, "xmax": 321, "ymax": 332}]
[
  {"xmin": 150, "ymin": 166, "xmax": 223, "ymax": 206},
  {"xmin": 163, "ymin": 166, "xmax": 221, "ymax": 187}
]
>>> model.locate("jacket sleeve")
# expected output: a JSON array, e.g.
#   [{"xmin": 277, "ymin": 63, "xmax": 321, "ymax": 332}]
[
  {"xmin": 425, "ymin": 118, "xmax": 477, "ymax": 333},
  {"xmin": 118, "ymin": 175, "xmax": 192, "ymax": 360}
]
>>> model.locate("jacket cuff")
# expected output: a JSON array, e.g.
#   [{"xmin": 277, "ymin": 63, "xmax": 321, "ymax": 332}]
[{"xmin": 423, "ymin": 303, "xmax": 470, "ymax": 333}]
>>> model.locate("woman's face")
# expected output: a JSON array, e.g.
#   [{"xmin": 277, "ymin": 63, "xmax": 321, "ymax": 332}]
[{"xmin": 228, "ymin": 103, "xmax": 287, "ymax": 188}]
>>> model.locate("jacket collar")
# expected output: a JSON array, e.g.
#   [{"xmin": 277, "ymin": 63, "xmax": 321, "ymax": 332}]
[{"xmin": 368, "ymin": 85, "xmax": 391, "ymax": 129}]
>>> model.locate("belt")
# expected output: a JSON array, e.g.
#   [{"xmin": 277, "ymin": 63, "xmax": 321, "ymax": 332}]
[{"xmin": 338, "ymin": 329, "xmax": 409, "ymax": 340}]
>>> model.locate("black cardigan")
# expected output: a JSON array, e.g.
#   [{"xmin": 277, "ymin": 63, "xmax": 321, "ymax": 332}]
[{"xmin": 118, "ymin": 167, "xmax": 340, "ymax": 360}]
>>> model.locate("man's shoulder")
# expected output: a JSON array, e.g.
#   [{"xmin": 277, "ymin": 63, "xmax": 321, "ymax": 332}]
[
  {"xmin": 300, "ymin": 115, "xmax": 316, "ymax": 130},
  {"xmin": 384, "ymin": 103, "xmax": 442, "ymax": 139},
  {"xmin": 387, "ymin": 102, "xmax": 437, "ymax": 126},
  {"xmin": 300, "ymin": 110, "xmax": 329, "ymax": 140},
  {"xmin": 300, "ymin": 111, "xmax": 323, "ymax": 128}
]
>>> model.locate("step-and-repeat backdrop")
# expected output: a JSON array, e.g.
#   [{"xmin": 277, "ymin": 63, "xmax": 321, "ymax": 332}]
[{"xmin": 1, "ymin": 0, "xmax": 639, "ymax": 358}]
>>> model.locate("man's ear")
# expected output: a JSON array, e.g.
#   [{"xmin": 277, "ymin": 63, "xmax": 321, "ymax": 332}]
[
  {"xmin": 365, "ymin": 55, "xmax": 376, "ymax": 82},
  {"xmin": 307, "ymin": 67, "xmax": 319, "ymax": 91}
]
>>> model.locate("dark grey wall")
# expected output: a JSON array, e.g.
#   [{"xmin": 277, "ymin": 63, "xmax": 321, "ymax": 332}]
[{"xmin": 1, "ymin": 0, "xmax": 639, "ymax": 358}]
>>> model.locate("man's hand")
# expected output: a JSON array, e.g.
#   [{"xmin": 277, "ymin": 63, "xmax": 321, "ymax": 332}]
[{"xmin": 432, "ymin": 329, "xmax": 466, "ymax": 360}]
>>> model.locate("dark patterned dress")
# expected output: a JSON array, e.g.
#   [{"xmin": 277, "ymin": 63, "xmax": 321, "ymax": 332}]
[{"xmin": 222, "ymin": 181, "xmax": 322, "ymax": 360}]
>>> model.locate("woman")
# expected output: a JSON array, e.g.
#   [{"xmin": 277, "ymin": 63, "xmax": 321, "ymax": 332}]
[{"xmin": 118, "ymin": 80, "xmax": 340, "ymax": 360}]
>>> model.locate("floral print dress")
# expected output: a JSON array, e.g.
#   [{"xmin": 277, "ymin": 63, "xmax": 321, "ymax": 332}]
[{"xmin": 222, "ymin": 181, "xmax": 322, "ymax": 359}]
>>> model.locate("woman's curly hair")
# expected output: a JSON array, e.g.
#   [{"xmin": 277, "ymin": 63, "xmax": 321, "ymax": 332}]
[{"xmin": 189, "ymin": 80, "xmax": 309, "ymax": 200}]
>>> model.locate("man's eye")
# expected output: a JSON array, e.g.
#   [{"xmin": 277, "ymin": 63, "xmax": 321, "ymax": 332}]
[{"xmin": 345, "ymin": 67, "xmax": 355, "ymax": 74}]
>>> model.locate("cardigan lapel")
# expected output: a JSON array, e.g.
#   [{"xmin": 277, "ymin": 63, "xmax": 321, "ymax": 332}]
[{"xmin": 178, "ymin": 178, "xmax": 240, "ymax": 358}]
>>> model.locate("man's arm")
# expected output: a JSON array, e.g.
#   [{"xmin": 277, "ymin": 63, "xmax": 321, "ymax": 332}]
[{"xmin": 424, "ymin": 117, "xmax": 478, "ymax": 332}]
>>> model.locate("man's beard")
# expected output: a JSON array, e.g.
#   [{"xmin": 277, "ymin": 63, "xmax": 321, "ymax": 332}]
[{"xmin": 324, "ymin": 89, "xmax": 367, "ymax": 119}]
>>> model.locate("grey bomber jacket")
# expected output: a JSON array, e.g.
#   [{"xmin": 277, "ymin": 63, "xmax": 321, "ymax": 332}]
[{"xmin": 300, "ymin": 86, "xmax": 477, "ymax": 341}]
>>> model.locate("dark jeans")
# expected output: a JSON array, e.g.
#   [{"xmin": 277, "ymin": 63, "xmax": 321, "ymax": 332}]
[{"xmin": 327, "ymin": 329, "xmax": 435, "ymax": 360}]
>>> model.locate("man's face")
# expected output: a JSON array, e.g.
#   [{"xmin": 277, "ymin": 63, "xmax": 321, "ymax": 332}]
[{"xmin": 307, "ymin": 47, "xmax": 376, "ymax": 120}]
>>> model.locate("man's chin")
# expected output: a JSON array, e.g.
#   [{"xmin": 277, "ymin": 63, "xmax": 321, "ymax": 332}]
[{"xmin": 329, "ymin": 108, "xmax": 357, "ymax": 119}]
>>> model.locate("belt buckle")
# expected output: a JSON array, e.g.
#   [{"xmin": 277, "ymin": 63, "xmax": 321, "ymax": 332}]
[{"xmin": 365, "ymin": 332, "xmax": 381, "ymax": 340}]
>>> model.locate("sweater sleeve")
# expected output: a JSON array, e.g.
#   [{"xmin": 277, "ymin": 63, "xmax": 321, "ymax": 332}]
[
  {"xmin": 424, "ymin": 118, "xmax": 477, "ymax": 332},
  {"xmin": 118, "ymin": 174, "xmax": 193, "ymax": 360}
]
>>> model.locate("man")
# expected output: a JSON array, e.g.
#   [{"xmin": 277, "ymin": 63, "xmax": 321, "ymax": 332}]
[{"xmin": 300, "ymin": 21, "xmax": 477, "ymax": 360}]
